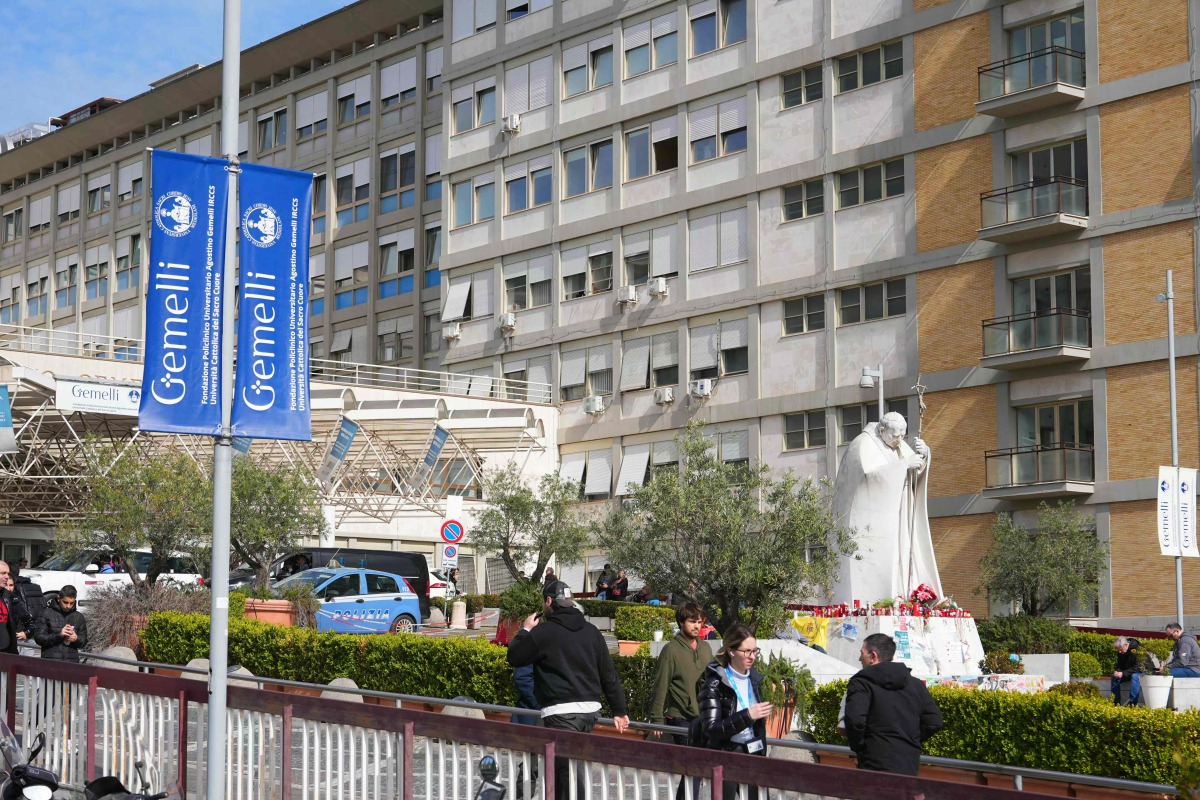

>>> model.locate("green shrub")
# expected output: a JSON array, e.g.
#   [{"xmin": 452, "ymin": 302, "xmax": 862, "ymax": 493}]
[
  {"xmin": 980, "ymin": 651, "xmax": 1025, "ymax": 674},
  {"xmin": 976, "ymin": 614, "xmax": 1072, "ymax": 654},
  {"xmin": 1066, "ymin": 632, "xmax": 1175, "ymax": 674},
  {"xmin": 614, "ymin": 605, "xmax": 675, "ymax": 641},
  {"xmin": 499, "ymin": 581, "xmax": 543, "ymax": 621},
  {"xmin": 608, "ymin": 653, "xmax": 659, "ymax": 720},
  {"xmin": 1069, "ymin": 651, "xmax": 1104, "ymax": 679},
  {"xmin": 457, "ymin": 594, "xmax": 485, "ymax": 613},
  {"xmin": 142, "ymin": 611, "xmax": 212, "ymax": 665},
  {"xmin": 429, "ymin": 597, "xmax": 447, "ymax": 614},
  {"xmin": 1047, "ymin": 681, "xmax": 1105, "ymax": 702},
  {"xmin": 478, "ymin": 594, "xmax": 503, "ymax": 608},
  {"xmin": 808, "ymin": 680, "xmax": 849, "ymax": 744},
  {"xmin": 578, "ymin": 598, "xmax": 622, "ymax": 619},
  {"xmin": 758, "ymin": 653, "xmax": 814, "ymax": 725}
]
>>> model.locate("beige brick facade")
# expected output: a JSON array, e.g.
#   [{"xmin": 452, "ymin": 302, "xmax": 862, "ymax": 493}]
[
  {"xmin": 917, "ymin": 259, "xmax": 994, "ymax": 373},
  {"xmin": 1100, "ymin": 86, "xmax": 1193, "ymax": 214},
  {"xmin": 1107, "ymin": 358, "xmax": 1200, "ymax": 482},
  {"xmin": 1098, "ymin": 0, "xmax": 1190, "ymax": 83},
  {"xmin": 1104, "ymin": 221, "xmax": 1197, "ymax": 346},
  {"xmin": 1109, "ymin": 501, "xmax": 1200, "ymax": 617},
  {"xmin": 923, "ymin": 385, "xmax": 997, "ymax": 498},
  {"xmin": 915, "ymin": 136, "xmax": 992, "ymax": 252},
  {"xmin": 930, "ymin": 513, "xmax": 995, "ymax": 618},
  {"xmin": 912, "ymin": 0, "xmax": 953, "ymax": 12},
  {"xmin": 913, "ymin": 13, "xmax": 989, "ymax": 132}
]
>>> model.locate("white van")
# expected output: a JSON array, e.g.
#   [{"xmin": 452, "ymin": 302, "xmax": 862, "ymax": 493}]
[{"xmin": 24, "ymin": 549, "xmax": 203, "ymax": 607}]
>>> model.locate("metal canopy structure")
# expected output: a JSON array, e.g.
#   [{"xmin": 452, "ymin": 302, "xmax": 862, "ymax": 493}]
[{"xmin": 0, "ymin": 348, "xmax": 551, "ymax": 527}]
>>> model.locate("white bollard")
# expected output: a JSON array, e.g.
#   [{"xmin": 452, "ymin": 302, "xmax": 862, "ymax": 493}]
[{"xmin": 450, "ymin": 600, "xmax": 468, "ymax": 630}]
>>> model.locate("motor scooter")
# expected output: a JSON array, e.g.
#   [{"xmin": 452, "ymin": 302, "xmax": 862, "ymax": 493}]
[
  {"xmin": 83, "ymin": 761, "xmax": 174, "ymax": 800},
  {"xmin": 0, "ymin": 721, "xmax": 62, "ymax": 800}
]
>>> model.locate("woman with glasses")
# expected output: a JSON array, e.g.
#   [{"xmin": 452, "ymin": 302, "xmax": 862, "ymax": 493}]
[{"xmin": 697, "ymin": 623, "xmax": 773, "ymax": 799}]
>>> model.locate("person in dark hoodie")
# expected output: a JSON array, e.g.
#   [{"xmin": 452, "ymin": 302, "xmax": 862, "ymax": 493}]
[
  {"xmin": 508, "ymin": 580, "xmax": 628, "ymax": 800},
  {"xmin": 1111, "ymin": 636, "xmax": 1142, "ymax": 706},
  {"xmin": 844, "ymin": 633, "xmax": 942, "ymax": 775},
  {"xmin": 35, "ymin": 584, "xmax": 88, "ymax": 661}
]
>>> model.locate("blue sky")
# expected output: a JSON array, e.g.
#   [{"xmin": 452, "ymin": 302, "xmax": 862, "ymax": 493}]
[{"xmin": 0, "ymin": 1, "xmax": 350, "ymax": 134}]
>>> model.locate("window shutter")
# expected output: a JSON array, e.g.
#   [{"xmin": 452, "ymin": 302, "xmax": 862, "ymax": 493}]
[
  {"xmin": 530, "ymin": 0, "xmax": 552, "ymax": 10},
  {"xmin": 115, "ymin": 237, "xmax": 130, "ymax": 260},
  {"xmin": 719, "ymin": 207, "xmax": 747, "ymax": 265},
  {"xmin": 624, "ymin": 231, "xmax": 649, "ymax": 256},
  {"xmin": 337, "ymin": 78, "xmax": 358, "ymax": 99},
  {"xmin": 476, "ymin": 75, "xmax": 497, "ymax": 91},
  {"xmin": 559, "ymin": 451, "xmax": 586, "ymax": 484},
  {"xmin": 475, "ymin": 0, "xmax": 497, "ymax": 29},
  {"xmin": 452, "ymin": 0, "xmax": 475, "ymax": 40},
  {"xmin": 451, "ymin": 84, "xmax": 474, "ymax": 103},
  {"xmin": 615, "ymin": 444, "xmax": 650, "ymax": 495},
  {"xmin": 427, "ymin": 47, "xmax": 444, "ymax": 79},
  {"xmin": 506, "ymin": 63, "xmax": 530, "ymax": 115},
  {"xmin": 720, "ymin": 318, "xmax": 748, "ymax": 349},
  {"xmin": 356, "ymin": 75, "xmax": 372, "ymax": 102},
  {"xmin": 689, "ymin": 0, "xmax": 716, "ymax": 17},
  {"xmin": 528, "ymin": 256, "xmax": 552, "ymax": 282},
  {"xmin": 529, "ymin": 153, "xmax": 553, "ymax": 171},
  {"xmin": 652, "ymin": 439, "xmax": 678, "ymax": 464},
  {"xmin": 652, "ymin": 330, "xmax": 678, "ymax": 367},
  {"xmin": 400, "ymin": 142, "xmax": 417, "ymax": 156},
  {"xmin": 590, "ymin": 34, "xmax": 614, "ymax": 51},
  {"xmin": 310, "ymin": 252, "xmax": 325, "ymax": 278},
  {"xmin": 237, "ymin": 121, "xmax": 248, "ymax": 154},
  {"xmin": 620, "ymin": 336, "xmax": 651, "ymax": 390},
  {"xmin": 689, "ymin": 105, "xmax": 717, "ymax": 142},
  {"xmin": 442, "ymin": 277, "xmax": 472, "ymax": 320},
  {"xmin": 528, "ymin": 57, "xmax": 553, "ymax": 110},
  {"xmin": 588, "ymin": 344, "xmax": 612, "ymax": 371},
  {"xmin": 353, "ymin": 158, "xmax": 370, "ymax": 186},
  {"xmin": 653, "ymin": 11, "xmax": 677, "ymax": 35},
  {"xmin": 330, "ymin": 329, "xmax": 353, "ymax": 353},
  {"xmin": 584, "ymin": 449, "xmax": 613, "ymax": 495},
  {"xmin": 503, "ymin": 260, "xmax": 528, "ymax": 279},
  {"xmin": 378, "ymin": 316, "xmax": 400, "ymax": 336},
  {"xmin": 589, "ymin": 241, "xmax": 612, "ymax": 256},
  {"xmin": 425, "ymin": 133, "xmax": 442, "ymax": 175},
  {"xmin": 527, "ymin": 355, "xmax": 551, "ymax": 387},
  {"xmin": 561, "ymin": 348, "xmax": 587, "ymax": 387},
  {"xmin": 471, "ymin": 270, "xmax": 494, "ymax": 316},
  {"xmin": 719, "ymin": 97, "xmax": 748, "ymax": 133},
  {"xmin": 561, "ymin": 246, "xmax": 587, "ymax": 277},
  {"xmin": 469, "ymin": 371, "xmax": 495, "ymax": 397},
  {"xmin": 651, "ymin": 224, "xmax": 676, "ymax": 277},
  {"xmin": 295, "ymin": 94, "xmax": 314, "ymax": 128},
  {"xmin": 117, "ymin": 162, "xmax": 139, "ymax": 196},
  {"xmin": 381, "ymin": 62, "xmax": 401, "ymax": 99},
  {"xmin": 652, "ymin": 116, "xmax": 678, "ymax": 142},
  {"xmin": 59, "ymin": 184, "xmax": 80, "ymax": 214},
  {"xmin": 720, "ymin": 429, "xmax": 749, "ymax": 461},
  {"xmin": 311, "ymin": 91, "xmax": 328, "ymax": 121},
  {"xmin": 353, "ymin": 241, "xmax": 370, "ymax": 269},
  {"xmin": 333, "ymin": 244, "xmax": 355, "ymax": 280},
  {"xmin": 690, "ymin": 324, "xmax": 718, "ymax": 369},
  {"xmin": 114, "ymin": 305, "xmax": 139, "ymax": 340},
  {"xmin": 474, "ymin": 172, "xmax": 495, "ymax": 187},
  {"xmin": 689, "ymin": 214, "xmax": 718, "ymax": 272},
  {"xmin": 399, "ymin": 57, "xmax": 417, "ymax": 93},
  {"xmin": 563, "ymin": 44, "xmax": 587, "ymax": 70},
  {"xmin": 87, "ymin": 173, "xmax": 110, "ymax": 192},
  {"xmin": 396, "ymin": 228, "xmax": 415, "ymax": 251},
  {"xmin": 335, "ymin": 162, "xmax": 354, "ymax": 180},
  {"xmin": 625, "ymin": 21, "xmax": 651, "ymax": 49},
  {"xmin": 504, "ymin": 161, "xmax": 528, "ymax": 182}
]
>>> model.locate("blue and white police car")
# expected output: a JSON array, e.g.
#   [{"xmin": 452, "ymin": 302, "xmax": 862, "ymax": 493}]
[{"xmin": 274, "ymin": 568, "xmax": 422, "ymax": 634}]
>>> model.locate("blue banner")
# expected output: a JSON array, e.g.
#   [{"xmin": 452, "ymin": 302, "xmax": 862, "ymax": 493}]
[
  {"xmin": 317, "ymin": 418, "xmax": 360, "ymax": 487},
  {"xmin": 138, "ymin": 150, "xmax": 230, "ymax": 435},
  {"xmin": 0, "ymin": 386, "xmax": 17, "ymax": 454},
  {"xmin": 232, "ymin": 163, "xmax": 314, "ymax": 440}
]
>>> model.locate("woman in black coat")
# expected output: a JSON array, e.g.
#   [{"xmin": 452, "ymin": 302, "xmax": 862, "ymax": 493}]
[{"xmin": 697, "ymin": 623, "xmax": 773, "ymax": 800}]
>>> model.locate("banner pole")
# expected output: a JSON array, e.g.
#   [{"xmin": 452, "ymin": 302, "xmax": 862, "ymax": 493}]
[
  {"xmin": 1166, "ymin": 270, "xmax": 1184, "ymax": 627},
  {"xmin": 207, "ymin": 1, "xmax": 240, "ymax": 797}
]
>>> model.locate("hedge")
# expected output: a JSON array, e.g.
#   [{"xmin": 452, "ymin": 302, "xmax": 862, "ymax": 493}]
[
  {"xmin": 1066, "ymin": 632, "xmax": 1174, "ymax": 674},
  {"xmin": 810, "ymin": 679, "xmax": 1200, "ymax": 784},
  {"xmin": 1068, "ymin": 651, "xmax": 1104, "ymax": 679},
  {"xmin": 614, "ymin": 605, "xmax": 676, "ymax": 641}
]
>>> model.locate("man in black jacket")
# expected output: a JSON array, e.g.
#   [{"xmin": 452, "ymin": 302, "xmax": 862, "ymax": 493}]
[
  {"xmin": 35, "ymin": 584, "xmax": 88, "ymax": 661},
  {"xmin": 844, "ymin": 633, "xmax": 943, "ymax": 775},
  {"xmin": 508, "ymin": 580, "xmax": 628, "ymax": 800},
  {"xmin": 0, "ymin": 562, "xmax": 21, "ymax": 655},
  {"xmin": 1111, "ymin": 636, "xmax": 1142, "ymax": 706}
]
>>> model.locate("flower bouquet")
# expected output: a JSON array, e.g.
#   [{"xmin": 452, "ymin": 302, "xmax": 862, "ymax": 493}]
[{"xmin": 910, "ymin": 583, "xmax": 938, "ymax": 610}]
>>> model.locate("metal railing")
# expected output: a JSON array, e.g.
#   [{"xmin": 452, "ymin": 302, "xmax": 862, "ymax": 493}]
[
  {"xmin": 0, "ymin": 323, "xmax": 553, "ymax": 404},
  {"xmin": 978, "ymin": 46, "xmax": 1085, "ymax": 102},
  {"xmin": 982, "ymin": 309, "xmax": 1091, "ymax": 356},
  {"xmin": 980, "ymin": 177, "xmax": 1088, "ymax": 229},
  {"xmin": 985, "ymin": 443, "xmax": 1095, "ymax": 488}
]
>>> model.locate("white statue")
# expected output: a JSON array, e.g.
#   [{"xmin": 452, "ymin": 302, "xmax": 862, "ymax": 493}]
[{"xmin": 830, "ymin": 411, "xmax": 943, "ymax": 605}]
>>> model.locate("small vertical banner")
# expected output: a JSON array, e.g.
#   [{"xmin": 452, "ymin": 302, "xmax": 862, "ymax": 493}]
[
  {"xmin": 317, "ymin": 417, "xmax": 360, "ymax": 487},
  {"xmin": 1158, "ymin": 466, "xmax": 1180, "ymax": 557},
  {"xmin": 232, "ymin": 163, "xmax": 313, "ymax": 440},
  {"xmin": 1180, "ymin": 467, "xmax": 1199, "ymax": 558},
  {"xmin": 138, "ymin": 150, "xmax": 230, "ymax": 435},
  {"xmin": 0, "ymin": 386, "xmax": 18, "ymax": 454}
]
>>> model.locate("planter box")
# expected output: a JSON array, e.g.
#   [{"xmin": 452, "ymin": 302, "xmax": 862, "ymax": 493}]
[
  {"xmin": 917, "ymin": 765, "xmax": 985, "ymax": 785},
  {"xmin": 1016, "ymin": 777, "xmax": 1072, "ymax": 796},
  {"xmin": 814, "ymin": 752, "xmax": 856, "ymax": 769},
  {"xmin": 280, "ymin": 684, "xmax": 322, "ymax": 698},
  {"xmin": 764, "ymin": 700, "xmax": 795, "ymax": 739},
  {"xmin": 617, "ymin": 640, "xmax": 645, "ymax": 656},
  {"xmin": 244, "ymin": 598, "xmax": 297, "ymax": 627},
  {"xmin": 588, "ymin": 617, "xmax": 613, "ymax": 632},
  {"xmin": 151, "ymin": 667, "xmax": 183, "ymax": 679},
  {"xmin": 592, "ymin": 723, "xmax": 647, "ymax": 741}
]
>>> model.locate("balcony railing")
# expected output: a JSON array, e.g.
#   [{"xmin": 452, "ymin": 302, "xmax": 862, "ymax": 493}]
[
  {"xmin": 980, "ymin": 177, "xmax": 1087, "ymax": 228},
  {"xmin": 985, "ymin": 443, "xmax": 1094, "ymax": 489},
  {"xmin": 978, "ymin": 46, "xmax": 1085, "ymax": 102},
  {"xmin": 982, "ymin": 309, "xmax": 1091, "ymax": 357}
]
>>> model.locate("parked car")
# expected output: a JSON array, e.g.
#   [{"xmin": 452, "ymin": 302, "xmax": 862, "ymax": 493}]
[
  {"xmin": 428, "ymin": 570, "xmax": 451, "ymax": 600},
  {"xmin": 274, "ymin": 568, "xmax": 422, "ymax": 634},
  {"xmin": 229, "ymin": 548, "xmax": 431, "ymax": 621},
  {"xmin": 24, "ymin": 550, "xmax": 203, "ymax": 607}
]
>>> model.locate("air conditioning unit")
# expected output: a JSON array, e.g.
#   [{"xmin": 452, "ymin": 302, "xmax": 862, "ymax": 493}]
[
  {"xmin": 617, "ymin": 285, "xmax": 638, "ymax": 305},
  {"xmin": 688, "ymin": 379, "xmax": 713, "ymax": 399},
  {"xmin": 648, "ymin": 277, "xmax": 669, "ymax": 299},
  {"xmin": 442, "ymin": 321, "xmax": 462, "ymax": 341},
  {"xmin": 653, "ymin": 386, "xmax": 674, "ymax": 406},
  {"xmin": 499, "ymin": 312, "xmax": 517, "ymax": 333},
  {"xmin": 502, "ymin": 113, "xmax": 521, "ymax": 134},
  {"xmin": 582, "ymin": 395, "xmax": 606, "ymax": 415}
]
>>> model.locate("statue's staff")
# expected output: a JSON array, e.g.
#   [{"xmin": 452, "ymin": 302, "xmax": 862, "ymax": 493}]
[{"xmin": 906, "ymin": 376, "xmax": 928, "ymax": 595}]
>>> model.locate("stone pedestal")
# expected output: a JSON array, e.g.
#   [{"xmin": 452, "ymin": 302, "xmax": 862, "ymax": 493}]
[{"xmin": 449, "ymin": 600, "xmax": 468, "ymax": 630}]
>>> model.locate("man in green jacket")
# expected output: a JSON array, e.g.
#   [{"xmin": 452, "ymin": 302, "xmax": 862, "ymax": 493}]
[{"xmin": 650, "ymin": 602, "xmax": 710, "ymax": 735}]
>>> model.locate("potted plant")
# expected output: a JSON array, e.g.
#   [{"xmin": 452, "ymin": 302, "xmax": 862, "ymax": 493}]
[
  {"xmin": 497, "ymin": 581, "xmax": 543, "ymax": 642},
  {"xmin": 1137, "ymin": 650, "xmax": 1172, "ymax": 708},
  {"xmin": 243, "ymin": 583, "xmax": 319, "ymax": 628},
  {"xmin": 757, "ymin": 653, "xmax": 814, "ymax": 738}
]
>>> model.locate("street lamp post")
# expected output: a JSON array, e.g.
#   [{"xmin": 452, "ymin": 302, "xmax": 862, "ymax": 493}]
[{"xmin": 860, "ymin": 364, "xmax": 884, "ymax": 422}]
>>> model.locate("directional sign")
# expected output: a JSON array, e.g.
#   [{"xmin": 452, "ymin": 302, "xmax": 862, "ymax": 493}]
[
  {"xmin": 1159, "ymin": 466, "xmax": 1179, "ymax": 556},
  {"xmin": 441, "ymin": 519, "xmax": 464, "ymax": 544},
  {"xmin": 441, "ymin": 544, "xmax": 459, "ymax": 568}
]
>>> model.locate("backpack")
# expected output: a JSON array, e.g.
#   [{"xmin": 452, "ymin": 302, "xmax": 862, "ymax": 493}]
[
  {"xmin": 686, "ymin": 716, "xmax": 708, "ymax": 748},
  {"xmin": 15, "ymin": 579, "xmax": 44, "ymax": 619}
]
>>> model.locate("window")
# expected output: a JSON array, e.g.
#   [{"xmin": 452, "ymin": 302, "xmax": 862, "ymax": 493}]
[
  {"xmin": 782, "ymin": 179, "xmax": 824, "ymax": 221},
  {"xmin": 589, "ymin": 253, "xmax": 613, "ymax": 294},
  {"xmin": 310, "ymin": 339, "xmax": 326, "ymax": 365},
  {"xmin": 380, "ymin": 145, "xmax": 417, "ymax": 214},
  {"xmin": 337, "ymin": 75, "xmax": 372, "ymax": 123},
  {"xmin": 623, "ymin": 225, "xmax": 678, "ymax": 283},
  {"xmin": 1012, "ymin": 266, "xmax": 1090, "ymax": 317},
  {"xmin": 620, "ymin": 330, "xmax": 680, "ymax": 391},
  {"xmin": 560, "ymin": 345, "xmax": 613, "ymax": 401},
  {"xmin": 442, "ymin": 271, "xmax": 494, "ymax": 323},
  {"xmin": 312, "ymin": 174, "xmax": 327, "ymax": 235},
  {"xmin": 504, "ymin": 156, "xmax": 553, "ymax": 213},
  {"xmin": 503, "ymin": 257, "xmax": 552, "ymax": 310},
  {"xmin": 559, "ymin": 449, "xmax": 614, "ymax": 498},
  {"xmin": 689, "ymin": 319, "xmax": 748, "ymax": 380},
  {"xmin": 83, "ymin": 243, "xmax": 109, "ymax": 301},
  {"xmin": 626, "ymin": 250, "xmax": 649, "ymax": 285},
  {"xmin": 838, "ymin": 279, "xmax": 905, "ymax": 325},
  {"xmin": 840, "ymin": 400, "xmax": 908, "ymax": 443},
  {"xmin": 424, "ymin": 313, "xmax": 442, "ymax": 354},
  {"xmin": 309, "ymin": 254, "xmax": 325, "ymax": 317},
  {"xmin": 690, "ymin": 0, "xmax": 744, "ymax": 56},
  {"xmin": 783, "ymin": 294, "xmax": 825, "ymax": 335},
  {"xmin": 453, "ymin": 174, "xmax": 495, "ymax": 227},
  {"xmin": 0, "ymin": 280, "xmax": 20, "ymax": 325},
  {"xmin": 452, "ymin": 78, "xmax": 497, "ymax": 133},
  {"xmin": 57, "ymin": 185, "xmax": 81, "ymax": 224},
  {"xmin": 451, "ymin": 0, "xmax": 497, "ymax": 39},
  {"xmin": 117, "ymin": 161, "xmax": 144, "ymax": 203},
  {"xmin": 838, "ymin": 41, "xmax": 903, "ymax": 92},
  {"xmin": 563, "ymin": 36, "xmax": 614, "ymax": 98},
  {"xmin": 1016, "ymin": 399, "xmax": 1094, "ymax": 449},
  {"xmin": 1009, "ymin": 11, "xmax": 1085, "ymax": 60},
  {"xmin": 784, "ymin": 411, "xmax": 826, "ymax": 450},
  {"xmin": 689, "ymin": 98, "xmax": 746, "ymax": 163},
  {"xmin": 561, "ymin": 245, "xmax": 613, "ymax": 299},
  {"xmin": 296, "ymin": 91, "xmax": 329, "ymax": 139},
  {"xmin": 2, "ymin": 209, "xmax": 21, "ymax": 243},
  {"xmin": 87, "ymin": 177, "xmax": 111, "ymax": 214},
  {"xmin": 782, "ymin": 65, "xmax": 823, "ymax": 108},
  {"xmin": 837, "ymin": 159, "xmax": 904, "ymax": 208},
  {"xmin": 688, "ymin": 207, "xmax": 747, "ymax": 272},
  {"xmin": 425, "ymin": 131, "xmax": 443, "ymax": 204},
  {"xmin": 504, "ymin": 56, "xmax": 553, "ymax": 117},
  {"xmin": 377, "ymin": 315, "xmax": 414, "ymax": 363},
  {"xmin": 624, "ymin": 13, "xmax": 678, "ymax": 76},
  {"xmin": 378, "ymin": 230, "xmax": 416, "ymax": 299},
  {"xmin": 333, "ymin": 242, "xmax": 369, "ymax": 310},
  {"xmin": 25, "ymin": 270, "xmax": 48, "ymax": 317},
  {"xmin": 55, "ymin": 261, "xmax": 78, "ymax": 308},
  {"xmin": 1010, "ymin": 138, "xmax": 1088, "ymax": 185},
  {"xmin": 563, "ymin": 140, "xmax": 613, "ymax": 197},
  {"xmin": 625, "ymin": 117, "xmax": 679, "ymax": 180},
  {"xmin": 380, "ymin": 57, "xmax": 418, "ymax": 108},
  {"xmin": 334, "ymin": 158, "xmax": 370, "ymax": 226},
  {"xmin": 425, "ymin": 226, "xmax": 442, "ymax": 266},
  {"xmin": 426, "ymin": 47, "xmax": 444, "ymax": 94},
  {"xmin": 257, "ymin": 107, "xmax": 287, "ymax": 151}
]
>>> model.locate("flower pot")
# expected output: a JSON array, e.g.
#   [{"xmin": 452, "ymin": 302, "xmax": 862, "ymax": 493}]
[
  {"xmin": 244, "ymin": 598, "xmax": 298, "ymax": 627},
  {"xmin": 617, "ymin": 640, "xmax": 645, "ymax": 656},
  {"xmin": 764, "ymin": 699, "xmax": 795, "ymax": 739},
  {"xmin": 917, "ymin": 765, "xmax": 983, "ymax": 785},
  {"xmin": 814, "ymin": 752, "xmax": 856, "ymax": 769},
  {"xmin": 1140, "ymin": 675, "xmax": 1173, "ymax": 709}
]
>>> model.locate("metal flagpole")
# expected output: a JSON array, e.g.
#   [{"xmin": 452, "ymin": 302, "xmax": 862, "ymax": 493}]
[
  {"xmin": 207, "ymin": 0, "xmax": 240, "ymax": 796},
  {"xmin": 1162, "ymin": 271, "xmax": 1185, "ymax": 626}
]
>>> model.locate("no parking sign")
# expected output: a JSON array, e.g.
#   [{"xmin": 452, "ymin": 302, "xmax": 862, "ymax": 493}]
[
  {"xmin": 442, "ymin": 543, "xmax": 459, "ymax": 568},
  {"xmin": 440, "ymin": 518, "xmax": 464, "ymax": 568}
]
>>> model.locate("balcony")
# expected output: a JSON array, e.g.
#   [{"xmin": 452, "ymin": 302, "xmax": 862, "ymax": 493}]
[
  {"xmin": 981, "ymin": 309, "xmax": 1091, "ymax": 370},
  {"xmin": 979, "ymin": 177, "xmax": 1088, "ymax": 243},
  {"xmin": 977, "ymin": 47, "xmax": 1086, "ymax": 118},
  {"xmin": 984, "ymin": 444, "xmax": 1095, "ymax": 500}
]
